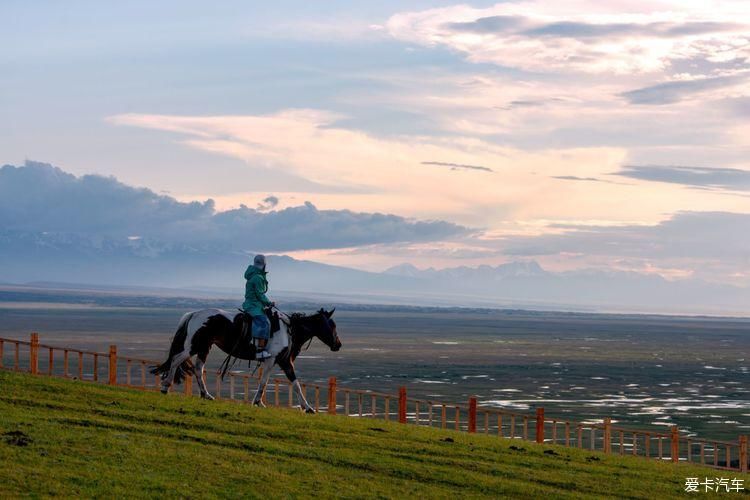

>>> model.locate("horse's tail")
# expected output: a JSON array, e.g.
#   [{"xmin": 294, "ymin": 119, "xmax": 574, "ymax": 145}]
[{"xmin": 151, "ymin": 311, "xmax": 194, "ymax": 380}]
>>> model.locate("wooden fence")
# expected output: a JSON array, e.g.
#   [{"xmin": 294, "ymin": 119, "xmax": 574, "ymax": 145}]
[{"xmin": 1, "ymin": 334, "xmax": 747, "ymax": 473}]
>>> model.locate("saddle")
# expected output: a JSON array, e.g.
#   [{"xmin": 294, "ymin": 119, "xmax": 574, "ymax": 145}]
[
  {"xmin": 219, "ymin": 308, "xmax": 281, "ymax": 378},
  {"xmin": 232, "ymin": 308, "xmax": 281, "ymax": 340}
]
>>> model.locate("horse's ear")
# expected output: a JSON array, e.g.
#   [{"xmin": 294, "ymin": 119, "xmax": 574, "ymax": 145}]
[{"xmin": 326, "ymin": 307, "xmax": 335, "ymax": 318}]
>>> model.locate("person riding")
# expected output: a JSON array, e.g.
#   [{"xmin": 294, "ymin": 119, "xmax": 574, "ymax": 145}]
[{"xmin": 243, "ymin": 254, "xmax": 274, "ymax": 360}]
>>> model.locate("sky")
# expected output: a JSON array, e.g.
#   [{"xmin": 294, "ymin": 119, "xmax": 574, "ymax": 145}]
[{"xmin": 2, "ymin": 1, "xmax": 750, "ymax": 286}]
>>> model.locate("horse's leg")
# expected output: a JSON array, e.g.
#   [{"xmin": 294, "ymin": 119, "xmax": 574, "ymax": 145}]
[
  {"xmin": 161, "ymin": 350, "xmax": 191, "ymax": 394},
  {"xmin": 194, "ymin": 351, "xmax": 213, "ymax": 400},
  {"xmin": 252, "ymin": 359, "xmax": 274, "ymax": 406},
  {"xmin": 277, "ymin": 355, "xmax": 314, "ymax": 413},
  {"xmin": 293, "ymin": 380, "xmax": 315, "ymax": 413}
]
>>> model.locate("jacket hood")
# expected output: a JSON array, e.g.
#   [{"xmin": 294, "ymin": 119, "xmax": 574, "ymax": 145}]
[{"xmin": 244, "ymin": 265, "xmax": 267, "ymax": 280}]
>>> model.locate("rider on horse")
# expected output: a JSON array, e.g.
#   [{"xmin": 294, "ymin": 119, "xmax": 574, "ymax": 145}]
[{"xmin": 243, "ymin": 254, "xmax": 275, "ymax": 360}]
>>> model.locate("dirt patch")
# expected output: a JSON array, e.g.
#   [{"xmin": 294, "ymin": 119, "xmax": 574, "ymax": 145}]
[
  {"xmin": 440, "ymin": 437, "xmax": 454, "ymax": 443},
  {"xmin": 544, "ymin": 449, "xmax": 559, "ymax": 456},
  {"xmin": 509, "ymin": 445, "xmax": 526, "ymax": 452},
  {"xmin": 368, "ymin": 427, "xmax": 387, "ymax": 433},
  {"xmin": 3, "ymin": 430, "xmax": 32, "ymax": 447}
]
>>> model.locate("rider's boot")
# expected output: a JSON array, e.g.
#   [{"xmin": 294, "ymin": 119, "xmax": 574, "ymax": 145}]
[{"xmin": 255, "ymin": 338, "xmax": 271, "ymax": 360}]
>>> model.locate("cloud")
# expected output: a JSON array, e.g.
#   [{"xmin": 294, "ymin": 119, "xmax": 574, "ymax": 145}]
[
  {"xmin": 0, "ymin": 162, "xmax": 470, "ymax": 252},
  {"xmin": 448, "ymin": 16, "xmax": 743, "ymax": 39},
  {"xmin": 500, "ymin": 211, "xmax": 750, "ymax": 283},
  {"xmin": 520, "ymin": 20, "xmax": 743, "ymax": 39},
  {"xmin": 551, "ymin": 175, "xmax": 605, "ymax": 182},
  {"xmin": 386, "ymin": 2, "xmax": 750, "ymax": 74},
  {"xmin": 621, "ymin": 74, "xmax": 750, "ymax": 105},
  {"xmin": 615, "ymin": 165, "xmax": 750, "ymax": 191},
  {"xmin": 256, "ymin": 195, "xmax": 279, "ymax": 211},
  {"xmin": 107, "ymin": 107, "xmax": 750, "ymax": 241},
  {"xmin": 495, "ymin": 98, "xmax": 567, "ymax": 111},
  {"xmin": 109, "ymin": 109, "xmax": 641, "ymax": 226},
  {"xmin": 213, "ymin": 201, "xmax": 471, "ymax": 251},
  {"xmin": 505, "ymin": 211, "xmax": 750, "ymax": 260},
  {"xmin": 0, "ymin": 161, "xmax": 215, "ymax": 235},
  {"xmin": 421, "ymin": 161, "xmax": 493, "ymax": 173}
]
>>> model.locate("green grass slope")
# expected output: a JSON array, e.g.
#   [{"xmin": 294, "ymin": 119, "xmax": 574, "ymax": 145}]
[{"xmin": 0, "ymin": 371, "xmax": 745, "ymax": 499}]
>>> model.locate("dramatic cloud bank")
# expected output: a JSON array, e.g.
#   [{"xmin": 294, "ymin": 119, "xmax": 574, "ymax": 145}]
[{"xmin": 0, "ymin": 162, "xmax": 469, "ymax": 252}]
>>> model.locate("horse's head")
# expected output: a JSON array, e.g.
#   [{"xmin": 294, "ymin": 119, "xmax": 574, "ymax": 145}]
[{"xmin": 313, "ymin": 307, "xmax": 341, "ymax": 352}]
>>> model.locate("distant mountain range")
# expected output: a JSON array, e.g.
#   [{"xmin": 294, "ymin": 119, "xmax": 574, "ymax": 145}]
[{"xmin": 1, "ymin": 229, "xmax": 749, "ymax": 315}]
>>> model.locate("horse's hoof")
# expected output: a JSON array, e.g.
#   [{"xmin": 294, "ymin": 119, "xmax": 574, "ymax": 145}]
[
  {"xmin": 253, "ymin": 400, "xmax": 266, "ymax": 408},
  {"xmin": 160, "ymin": 387, "xmax": 169, "ymax": 395},
  {"xmin": 305, "ymin": 407, "xmax": 316, "ymax": 414},
  {"xmin": 201, "ymin": 393, "xmax": 215, "ymax": 401}
]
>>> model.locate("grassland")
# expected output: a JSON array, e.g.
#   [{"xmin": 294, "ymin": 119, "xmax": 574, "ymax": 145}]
[{"xmin": 1, "ymin": 371, "xmax": 745, "ymax": 498}]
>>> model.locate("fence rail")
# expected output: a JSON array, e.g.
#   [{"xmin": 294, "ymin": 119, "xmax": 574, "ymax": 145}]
[{"xmin": 1, "ymin": 334, "xmax": 747, "ymax": 473}]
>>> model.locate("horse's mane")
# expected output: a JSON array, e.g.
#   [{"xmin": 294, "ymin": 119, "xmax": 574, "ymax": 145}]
[
  {"xmin": 288, "ymin": 311, "xmax": 325, "ymax": 324},
  {"xmin": 285, "ymin": 311, "xmax": 327, "ymax": 352},
  {"xmin": 288, "ymin": 312, "xmax": 308, "ymax": 322}
]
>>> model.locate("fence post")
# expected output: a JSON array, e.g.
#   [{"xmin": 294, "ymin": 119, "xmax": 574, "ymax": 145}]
[
  {"xmin": 671, "ymin": 426, "xmax": 680, "ymax": 463},
  {"xmin": 328, "ymin": 376, "xmax": 337, "ymax": 415},
  {"xmin": 603, "ymin": 417, "xmax": 611, "ymax": 454},
  {"xmin": 108, "ymin": 345, "xmax": 117, "ymax": 385},
  {"xmin": 398, "ymin": 387, "xmax": 407, "ymax": 424},
  {"xmin": 184, "ymin": 375, "xmax": 193, "ymax": 396},
  {"xmin": 536, "ymin": 407, "xmax": 545, "ymax": 443},
  {"xmin": 740, "ymin": 435, "xmax": 748, "ymax": 473},
  {"xmin": 30, "ymin": 333, "xmax": 39, "ymax": 374},
  {"xmin": 468, "ymin": 397, "xmax": 477, "ymax": 433}
]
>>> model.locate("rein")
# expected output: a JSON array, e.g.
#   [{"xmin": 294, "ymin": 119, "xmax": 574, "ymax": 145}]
[
  {"xmin": 272, "ymin": 305, "xmax": 291, "ymax": 322},
  {"xmin": 279, "ymin": 310, "xmax": 315, "ymax": 355},
  {"xmin": 219, "ymin": 315, "xmax": 248, "ymax": 379}
]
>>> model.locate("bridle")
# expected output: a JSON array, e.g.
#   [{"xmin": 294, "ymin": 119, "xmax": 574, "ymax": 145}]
[
  {"xmin": 274, "ymin": 308, "xmax": 310, "ymax": 354},
  {"xmin": 275, "ymin": 306, "xmax": 333, "ymax": 354}
]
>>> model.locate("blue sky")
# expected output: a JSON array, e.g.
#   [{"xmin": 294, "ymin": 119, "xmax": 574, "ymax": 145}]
[{"xmin": 2, "ymin": 0, "xmax": 750, "ymax": 285}]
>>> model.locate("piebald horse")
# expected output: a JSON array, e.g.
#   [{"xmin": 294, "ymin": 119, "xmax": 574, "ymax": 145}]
[{"xmin": 152, "ymin": 308, "xmax": 340, "ymax": 412}]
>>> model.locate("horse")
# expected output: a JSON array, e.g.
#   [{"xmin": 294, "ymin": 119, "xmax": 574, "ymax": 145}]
[{"xmin": 151, "ymin": 307, "xmax": 341, "ymax": 412}]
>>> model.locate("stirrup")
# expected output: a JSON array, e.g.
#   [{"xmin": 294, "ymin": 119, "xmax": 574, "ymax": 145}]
[{"xmin": 256, "ymin": 350, "xmax": 272, "ymax": 360}]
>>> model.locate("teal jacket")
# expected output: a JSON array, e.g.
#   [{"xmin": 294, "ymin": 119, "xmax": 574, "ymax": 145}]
[{"xmin": 242, "ymin": 265, "xmax": 272, "ymax": 316}]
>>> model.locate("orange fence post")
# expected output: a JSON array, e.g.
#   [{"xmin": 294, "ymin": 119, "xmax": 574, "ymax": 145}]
[
  {"xmin": 30, "ymin": 333, "xmax": 39, "ymax": 374},
  {"xmin": 536, "ymin": 407, "xmax": 545, "ymax": 443},
  {"xmin": 108, "ymin": 345, "xmax": 117, "ymax": 385},
  {"xmin": 468, "ymin": 397, "xmax": 477, "ymax": 433},
  {"xmin": 603, "ymin": 417, "xmax": 612, "ymax": 454},
  {"xmin": 328, "ymin": 377, "xmax": 337, "ymax": 415},
  {"xmin": 398, "ymin": 387, "xmax": 407, "ymax": 424},
  {"xmin": 671, "ymin": 426, "xmax": 680, "ymax": 463},
  {"xmin": 184, "ymin": 375, "xmax": 193, "ymax": 396},
  {"xmin": 740, "ymin": 435, "xmax": 748, "ymax": 473}
]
